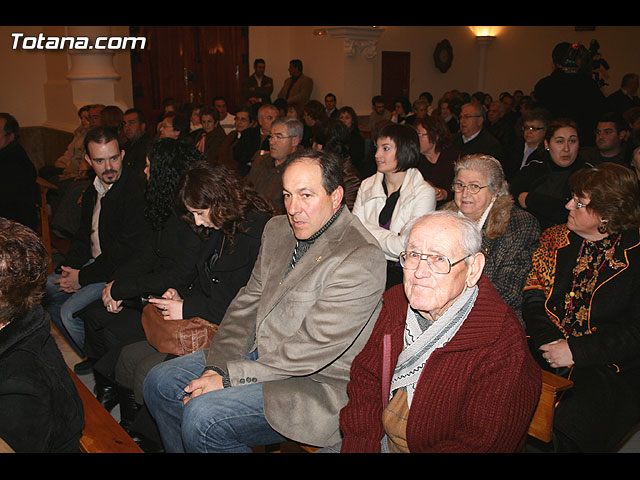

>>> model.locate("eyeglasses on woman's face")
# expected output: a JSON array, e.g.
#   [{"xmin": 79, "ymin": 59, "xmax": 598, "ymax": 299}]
[{"xmin": 451, "ymin": 181, "xmax": 488, "ymax": 195}]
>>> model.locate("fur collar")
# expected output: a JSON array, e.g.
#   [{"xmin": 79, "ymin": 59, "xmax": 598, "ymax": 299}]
[{"xmin": 441, "ymin": 194, "xmax": 514, "ymax": 240}]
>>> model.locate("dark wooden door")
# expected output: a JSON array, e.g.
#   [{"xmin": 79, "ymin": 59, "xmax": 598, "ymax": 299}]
[
  {"xmin": 129, "ymin": 26, "xmax": 249, "ymax": 131},
  {"xmin": 380, "ymin": 51, "xmax": 411, "ymax": 110}
]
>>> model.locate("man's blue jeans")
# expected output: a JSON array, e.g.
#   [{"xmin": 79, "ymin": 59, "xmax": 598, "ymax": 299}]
[
  {"xmin": 143, "ymin": 350, "xmax": 287, "ymax": 453},
  {"xmin": 45, "ymin": 271, "xmax": 105, "ymax": 356}
]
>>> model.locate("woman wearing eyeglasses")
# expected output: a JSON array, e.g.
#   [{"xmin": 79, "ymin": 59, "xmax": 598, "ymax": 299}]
[
  {"xmin": 352, "ymin": 123, "xmax": 436, "ymax": 289},
  {"xmin": 440, "ymin": 154, "xmax": 540, "ymax": 324},
  {"xmin": 523, "ymin": 162, "xmax": 640, "ymax": 452},
  {"xmin": 511, "ymin": 117, "xmax": 592, "ymax": 231}
]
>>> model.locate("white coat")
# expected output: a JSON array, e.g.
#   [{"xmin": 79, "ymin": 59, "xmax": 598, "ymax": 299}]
[{"xmin": 352, "ymin": 168, "xmax": 436, "ymax": 261}]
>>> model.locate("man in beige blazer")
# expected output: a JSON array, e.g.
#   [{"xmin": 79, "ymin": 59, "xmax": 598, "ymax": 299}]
[
  {"xmin": 277, "ymin": 59, "xmax": 314, "ymax": 106},
  {"xmin": 144, "ymin": 148, "xmax": 386, "ymax": 453}
]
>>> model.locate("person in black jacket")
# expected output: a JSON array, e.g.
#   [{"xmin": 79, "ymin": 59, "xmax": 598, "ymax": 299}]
[
  {"xmin": 0, "ymin": 218, "xmax": 84, "ymax": 452},
  {"xmin": 78, "ymin": 139, "xmax": 205, "ymax": 411},
  {"xmin": 113, "ymin": 161, "xmax": 273, "ymax": 451},
  {"xmin": 534, "ymin": 42, "xmax": 605, "ymax": 147},
  {"xmin": 44, "ymin": 126, "xmax": 149, "ymax": 357},
  {"xmin": 523, "ymin": 163, "xmax": 640, "ymax": 452},
  {"xmin": 511, "ymin": 118, "xmax": 592, "ymax": 231},
  {"xmin": 0, "ymin": 113, "xmax": 38, "ymax": 231}
]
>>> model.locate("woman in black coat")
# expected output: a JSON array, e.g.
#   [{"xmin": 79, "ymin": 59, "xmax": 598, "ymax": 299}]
[
  {"xmin": 524, "ymin": 163, "xmax": 640, "ymax": 452},
  {"xmin": 511, "ymin": 117, "xmax": 592, "ymax": 231},
  {"xmin": 114, "ymin": 161, "xmax": 273, "ymax": 450},
  {"xmin": 0, "ymin": 218, "xmax": 84, "ymax": 452},
  {"xmin": 78, "ymin": 138, "xmax": 205, "ymax": 409}
]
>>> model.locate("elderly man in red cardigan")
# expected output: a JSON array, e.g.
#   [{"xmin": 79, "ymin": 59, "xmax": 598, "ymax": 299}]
[{"xmin": 336, "ymin": 210, "xmax": 541, "ymax": 453}]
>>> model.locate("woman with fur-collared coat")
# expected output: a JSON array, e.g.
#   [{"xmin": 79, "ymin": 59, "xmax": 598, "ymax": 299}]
[{"xmin": 441, "ymin": 154, "xmax": 540, "ymax": 324}]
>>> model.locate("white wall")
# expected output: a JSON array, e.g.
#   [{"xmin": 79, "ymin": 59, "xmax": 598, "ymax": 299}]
[
  {"xmin": 0, "ymin": 25, "xmax": 133, "ymax": 132},
  {"xmin": 250, "ymin": 25, "xmax": 640, "ymax": 115},
  {"xmin": 2, "ymin": 25, "xmax": 639, "ymax": 129}
]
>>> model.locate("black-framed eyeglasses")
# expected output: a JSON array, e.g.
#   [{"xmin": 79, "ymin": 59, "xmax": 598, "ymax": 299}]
[
  {"xmin": 452, "ymin": 181, "xmax": 488, "ymax": 195},
  {"xmin": 399, "ymin": 251, "xmax": 471, "ymax": 274},
  {"xmin": 523, "ymin": 126, "xmax": 545, "ymax": 132}
]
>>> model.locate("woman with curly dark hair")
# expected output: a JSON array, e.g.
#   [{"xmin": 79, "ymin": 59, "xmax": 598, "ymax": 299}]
[
  {"xmin": 0, "ymin": 217, "xmax": 84, "ymax": 452},
  {"xmin": 112, "ymin": 160, "xmax": 272, "ymax": 451},
  {"xmin": 77, "ymin": 138, "xmax": 205, "ymax": 412}
]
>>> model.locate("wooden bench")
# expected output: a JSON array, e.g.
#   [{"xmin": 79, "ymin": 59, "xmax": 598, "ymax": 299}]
[
  {"xmin": 254, "ymin": 369, "xmax": 573, "ymax": 453},
  {"xmin": 67, "ymin": 367, "xmax": 143, "ymax": 453},
  {"xmin": 36, "ymin": 176, "xmax": 58, "ymax": 274}
]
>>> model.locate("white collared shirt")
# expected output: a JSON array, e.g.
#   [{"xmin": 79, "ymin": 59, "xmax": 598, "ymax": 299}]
[{"xmin": 90, "ymin": 177, "xmax": 113, "ymax": 259}]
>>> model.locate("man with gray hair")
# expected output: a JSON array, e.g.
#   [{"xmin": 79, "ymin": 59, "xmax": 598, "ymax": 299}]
[
  {"xmin": 453, "ymin": 102, "xmax": 504, "ymax": 162},
  {"xmin": 337, "ymin": 210, "xmax": 541, "ymax": 452},
  {"xmin": 245, "ymin": 117, "xmax": 303, "ymax": 214}
]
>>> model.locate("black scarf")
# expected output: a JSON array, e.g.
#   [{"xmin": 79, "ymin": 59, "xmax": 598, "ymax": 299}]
[{"xmin": 286, "ymin": 204, "xmax": 345, "ymax": 275}]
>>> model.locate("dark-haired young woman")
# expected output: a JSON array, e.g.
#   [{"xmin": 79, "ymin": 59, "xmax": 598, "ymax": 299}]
[{"xmin": 114, "ymin": 160, "xmax": 272, "ymax": 449}]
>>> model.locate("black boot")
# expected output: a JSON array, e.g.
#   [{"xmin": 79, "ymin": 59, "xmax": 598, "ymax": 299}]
[
  {"xmin": 93, "ymin": 369, "xmax": 119, "ymax": 413},
  {"xmin": 116, "ymin": 385, "xmax": 164, "ymax": 453},
  {"xmin": 116, "ymin": 385, "xmax": 139, "ymax": 433}
]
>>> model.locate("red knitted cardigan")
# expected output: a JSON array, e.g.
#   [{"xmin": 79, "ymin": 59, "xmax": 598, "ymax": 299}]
[{"xmin": 339, "ymin": 275, "xmax": 541, "ymax": 453}]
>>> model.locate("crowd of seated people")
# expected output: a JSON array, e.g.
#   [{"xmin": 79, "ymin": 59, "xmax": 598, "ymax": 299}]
[{"xmin": 4, "ymin": 43, "xmax": 640, "ymax": 454}]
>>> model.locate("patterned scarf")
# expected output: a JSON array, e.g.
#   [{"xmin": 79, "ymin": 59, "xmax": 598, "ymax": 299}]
[
  {"xmin": 390, "ymin": 284, "xmax": 478, "ymax": 406},
  {"xmin": 561, "ymin": 233, "xmax": 624, "ymax": 337}
]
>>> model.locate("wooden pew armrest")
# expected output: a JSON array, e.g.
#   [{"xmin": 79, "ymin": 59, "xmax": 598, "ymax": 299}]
[{"xmin": 527, "ymin": 370, "xmax": 573, "ymax": 443}]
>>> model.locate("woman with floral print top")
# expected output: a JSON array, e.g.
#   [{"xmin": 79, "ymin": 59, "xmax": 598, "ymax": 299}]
[{"xmin": 523, "ymin": 162, "xmax": 640, "ymax": 452}]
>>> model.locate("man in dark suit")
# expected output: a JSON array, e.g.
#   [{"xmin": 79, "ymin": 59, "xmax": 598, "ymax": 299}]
[
  {"xmin": 452, "ymin": 102, "xmax": 504, "ymax": 163},
  {"xmin": 325, "ymin": 93, "xmax": 339, "ymax": 118},
  {"xmin": 605, "ymin": 73, "xmax": 639, "ymax": 118},
  {"xmin": 121, "ymin": 108, "xmax": 151, "ymax": 178},
  {"xmin": 234, "ymin": 103, "xmax": 279, "ymax": 175}
]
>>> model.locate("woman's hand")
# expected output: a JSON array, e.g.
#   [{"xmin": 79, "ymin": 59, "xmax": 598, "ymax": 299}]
[
  {"xmin": 518, "ymin": 192, "xmax": 529, "ymax": 209},
  {"xmin": 434, "ymin": 187, "xmax": 447, "ymax": 202},
  {"xmin": 147, "ymin": 296, "xmax": 184, "ymax": 320},
  {"xmin": 161, "ymin": 288, "xmax": 182, "ymax": 301},
  {"xmin": 539, "ymin": 339, "xmax": 575, "ymax": 368},
  {"xmin": 102, "ymin": 281, "xmax": 123, "ymax": 313}
]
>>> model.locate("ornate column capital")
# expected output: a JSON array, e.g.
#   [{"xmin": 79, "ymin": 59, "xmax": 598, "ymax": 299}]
[{"xmin": 324, "ymin": 26, "xmax": 384, "ymax": 59}]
